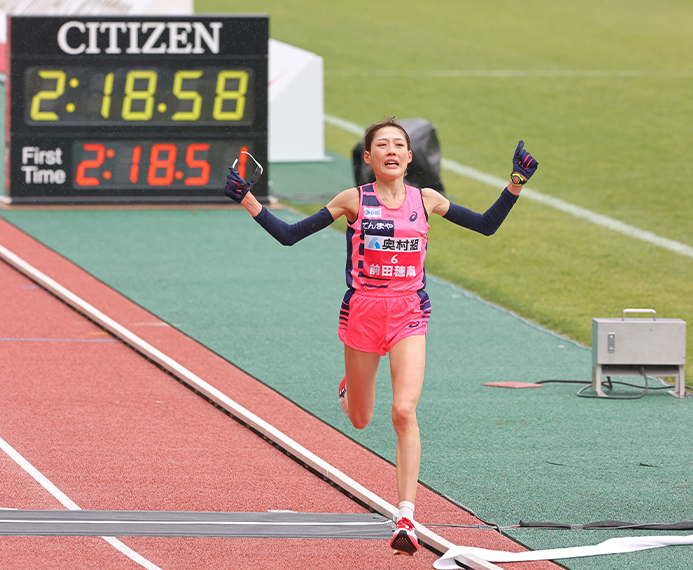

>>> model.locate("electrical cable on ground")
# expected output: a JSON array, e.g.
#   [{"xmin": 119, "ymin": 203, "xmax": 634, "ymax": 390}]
[
  {"xmin": 423, "ymin": 520, "xmax": 693, "ymax": 532},
  {"xmin": 537, "ymin": 366, "xmax": 691, "ymax": 399},
  {"xmin": 439, "ymin": 494, "xmax": 693, "ymax": 532},
  {"xmin": 517, "ymin": 520, "xmax": 693, "ymax": 531}
]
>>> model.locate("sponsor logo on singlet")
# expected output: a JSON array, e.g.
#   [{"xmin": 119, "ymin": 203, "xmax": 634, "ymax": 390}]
[
  {"xmin": 363, "ymin": 207, "xmax": 382, "ymax": 218},
  {"xmin": 362, "ymin": 219, "xmax": 395, "ymax": 236},
  {"xmin": 364, "ymin": 236, "xmax": 423, "ymax": 252}
]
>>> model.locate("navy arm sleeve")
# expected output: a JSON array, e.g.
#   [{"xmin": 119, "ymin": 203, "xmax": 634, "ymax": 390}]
[
  {"xmin": 442, "ymin": 188, "xmax": 518, "ymax": 236},
  {"xmin": 253, "ymin": 206, "xmax": 335, "ymax": 246}
]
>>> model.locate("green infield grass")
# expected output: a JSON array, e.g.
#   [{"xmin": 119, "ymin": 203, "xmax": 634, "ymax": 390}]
[{"xmin": 199, "ymin": 0, "xmax": 693, "ymax": 383}]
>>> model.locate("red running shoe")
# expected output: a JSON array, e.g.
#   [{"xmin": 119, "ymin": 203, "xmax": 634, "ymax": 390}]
[
  {"xmin": 338, "ymin": 376, "xmax": 348, "ymax": 416},
  {"xmin": 390, "ymin": 517, "xmax": 419, "ymax": 555}
]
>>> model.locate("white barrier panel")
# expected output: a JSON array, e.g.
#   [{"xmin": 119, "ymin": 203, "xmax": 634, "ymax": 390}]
[
  {"xmin": 269, "ymin": 39, "xmax": 324, "ymax": 162},
  {"xmin": 0, "ymin": 0, "xmax": 192, "ymax": 16},
  {"xmin": 0, "ymin": 0, "xmax": 194, "ymax": 77}
]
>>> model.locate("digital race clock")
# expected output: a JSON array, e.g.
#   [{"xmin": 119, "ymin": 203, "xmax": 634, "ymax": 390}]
[{"xmin": 5, "ymin": 15, "xmax": 268, "ymax": 204}]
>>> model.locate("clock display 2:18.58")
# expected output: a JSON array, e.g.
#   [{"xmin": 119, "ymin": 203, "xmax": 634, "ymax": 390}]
[{"xmin": 25, "ymin": 66, "xmax": 254, "ymax": 125}]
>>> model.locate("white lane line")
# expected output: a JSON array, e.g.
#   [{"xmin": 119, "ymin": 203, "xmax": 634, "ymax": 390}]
[
  {"xmin": 0, "ymin": 337, "xmax": 118, "ymax": 342},
  {"xmin": 0, "ymin": 437, "xmax": 80, "ymax": 511},
  {"xmin": 0, "ymin": 437, "xmax": 163, "ymax": 570},
  {"xmin": 326, "ymin": 70, "xmax": 693, "ymax": 78},
  {"xmin": 325, "ymin": 114, "xmax": 693, "ymax": 260},
  {"xmin": 324, "ymin": 113, "xmax": 364, "ymax": 136},
  {"xmin": 1, "ymin": 519, "xmax": 390, "ymax": 527},
  {"xmin": 0, "ymin": 243, "xmax": 503, "ymax": 570}
]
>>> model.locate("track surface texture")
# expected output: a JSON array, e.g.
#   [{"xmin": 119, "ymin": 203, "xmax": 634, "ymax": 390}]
[{"xmin": 0, "ymin": 219, "xmax": 560, "ymax": 569}]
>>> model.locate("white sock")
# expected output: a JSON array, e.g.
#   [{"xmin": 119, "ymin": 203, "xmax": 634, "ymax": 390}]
[{"xmin": 398, "ymin": 501, "xmax": 415, "ymax": 522}]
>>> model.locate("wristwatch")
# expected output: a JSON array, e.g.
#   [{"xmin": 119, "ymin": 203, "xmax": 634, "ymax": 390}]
[{"xmin": 510, "ymin": 171, "xmax": 527, "ymax": 185}]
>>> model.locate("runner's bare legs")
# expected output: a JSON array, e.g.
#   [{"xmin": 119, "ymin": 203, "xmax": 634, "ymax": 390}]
[
  {"xmin": 389, "ymin": 334, "xmax": 425, "ymax": 505},
  {"xmin": 343, "ymin": 345, "xmax": 379, "ymax": 428},
  {"xmin": 343, "ymin": 334, "xmax": 425, "ymax": 504}
]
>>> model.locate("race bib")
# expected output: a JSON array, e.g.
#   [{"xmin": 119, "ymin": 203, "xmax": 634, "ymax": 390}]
[{"xmin": 363, "ymin": 235, "xmax": 423, "ymax": 279}]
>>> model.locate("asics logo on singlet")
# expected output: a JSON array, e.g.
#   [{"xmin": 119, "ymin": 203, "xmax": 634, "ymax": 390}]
[
  {"xmin": 363, "ymin": 207, "xmax": 382, "ymax": 218},
  {"xmin": 409, "ymin": 212, "xmax": 418, "ymax": 222}
]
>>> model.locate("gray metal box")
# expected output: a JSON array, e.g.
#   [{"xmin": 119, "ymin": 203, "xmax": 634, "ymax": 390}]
[
  {"xmin": 591, "ymin": 309, "xmax": 687, "ymax": 398},
  {"xmin": 592, "ymin": 314, "xmax": 686, "ymax": 366}
]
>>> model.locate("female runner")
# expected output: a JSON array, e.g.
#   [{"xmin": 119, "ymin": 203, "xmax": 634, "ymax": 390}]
[{"xmin": 224, "ymin": 117, "xmax": 538, "ymax": 555}]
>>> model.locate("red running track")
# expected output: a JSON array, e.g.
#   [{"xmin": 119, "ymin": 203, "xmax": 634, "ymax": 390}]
[{"xmin": 0, "ymin": 217, "xmax": 561, "ymax": 570}]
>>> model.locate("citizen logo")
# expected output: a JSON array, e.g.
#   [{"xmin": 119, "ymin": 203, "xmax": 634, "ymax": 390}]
[{"xmin": 57, "ymin": 20, "xmax": 223, "ymax": 56}]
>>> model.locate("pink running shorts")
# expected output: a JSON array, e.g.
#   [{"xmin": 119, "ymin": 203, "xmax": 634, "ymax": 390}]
[{"xmin": 338, "ymin": 290, "xmax": 431, "ymax": 356}]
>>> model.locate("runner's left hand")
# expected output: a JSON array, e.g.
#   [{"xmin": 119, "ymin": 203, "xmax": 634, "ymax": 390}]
[{"xmin": 511, "ymin": 141, "xmax": 538, "ymax": 184}]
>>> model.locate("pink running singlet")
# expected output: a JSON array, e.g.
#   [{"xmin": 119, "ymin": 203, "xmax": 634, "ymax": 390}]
[
  {"xmin": 339, "ymin": 184, "xmax": 431, "ymax": 355},
  {"xmin": 345, "ymin": 183, "xmax": 429, "ymax": 292}
]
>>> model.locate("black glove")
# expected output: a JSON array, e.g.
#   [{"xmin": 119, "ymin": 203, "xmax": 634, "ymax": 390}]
[
  {"xmin": 511, "ymin": 141, "xmax": 538, "ymax": 185},
  {"xmin": 224, "ymin": 167, "xmax": 252, "ymax": 203}
]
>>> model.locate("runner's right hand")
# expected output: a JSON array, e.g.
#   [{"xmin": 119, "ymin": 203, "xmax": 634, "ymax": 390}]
[{"xmin": 224, "ymin": 167, "xmax": 251, "ymax": 203}]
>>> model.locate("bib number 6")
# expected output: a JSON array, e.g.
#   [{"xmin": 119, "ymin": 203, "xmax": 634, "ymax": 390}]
[{"xmin": 390, "ymin": 254, "xmax": 399, "ymax": 264}]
